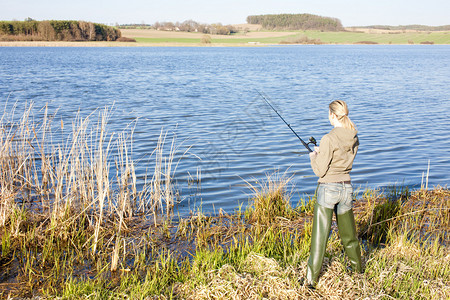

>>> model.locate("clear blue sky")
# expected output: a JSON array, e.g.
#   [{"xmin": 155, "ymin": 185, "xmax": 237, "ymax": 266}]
[{"xmin": 1, "ymin": 0, "xmax": 449, "ymax": 27}]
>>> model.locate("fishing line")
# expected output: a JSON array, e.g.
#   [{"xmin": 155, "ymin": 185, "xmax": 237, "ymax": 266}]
[{"xmin": 257, "ymin": 90, "xmax": 316, "ymax": 153}]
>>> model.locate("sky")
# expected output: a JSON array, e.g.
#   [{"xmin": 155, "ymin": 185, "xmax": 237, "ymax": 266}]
[{"xmin": 1, "ymin": 0, "xmax": 449, "ymax": 27}]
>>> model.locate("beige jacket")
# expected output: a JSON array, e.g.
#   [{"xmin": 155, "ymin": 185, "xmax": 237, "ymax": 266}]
[{"xmin": 310, "ymin": 127, "xmax": 359, "ymax": 183}]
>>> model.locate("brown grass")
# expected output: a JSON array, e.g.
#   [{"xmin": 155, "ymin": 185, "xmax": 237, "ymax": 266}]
[
  {"xmin": 176, "ymin": 253, "xmax": 309, "ymax": 299},
  {"xmin": 116, "ymin": 37, "xmax": 137, "ymax": 42},
  {"xmin": 233, "ymin": 23, "xmax": 264, "ymax": 31},
  {"xmin": 354, "ymin": 41, "xmax": 379, "ymax": 44}
]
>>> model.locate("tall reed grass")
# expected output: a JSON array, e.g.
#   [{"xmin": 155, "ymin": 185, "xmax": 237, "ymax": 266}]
[
  {"xmin": 0, "ymin": 103, "xmax": 183, "ymax": 294},
  {"xmin": 244, "ymin": 171, "xmax": 299, "ymax": 225},
  {"xmin": 0, "ymin": 103, "xmax": 181, "ymax": 222}
]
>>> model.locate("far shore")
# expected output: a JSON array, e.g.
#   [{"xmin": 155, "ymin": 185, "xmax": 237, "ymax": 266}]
[
  {"xmin": 1, "ymin": 26, "xmax": 449, "ymax": 47},
  {"xmin": 0, "ymin": 41, "xmax": 267, "ymax": 47},
  {"xmin": 0, "ymin": 39, "xmax": 272, "ymax": 47},
  {"xmin": 1, "ymin": 40, "xmax": 449, "ymax": 47}
]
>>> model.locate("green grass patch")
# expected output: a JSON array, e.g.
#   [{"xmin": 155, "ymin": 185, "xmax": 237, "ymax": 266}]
[
  {"xmin": 135, "ymin": 37, "xmax": 202, "ymax": 43},
  {"xmin": 134, "ymin": 31, "xmax": 450, "ymax": 45},
  {"xmin": 298, "ymin": 30, "xmax": 450, "ymax": 44},
  {"xmin": 211, "ymin": 34, "xmax": 299, "ymax": 44},
  {"xmin": 134, "ymin": 34, "xmax": 300, "ymax": 45}
]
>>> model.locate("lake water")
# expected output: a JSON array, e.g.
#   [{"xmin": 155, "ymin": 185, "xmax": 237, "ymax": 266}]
[{"xmin": 1, "ymin": 45, "xmax": 449, "ymax": 215}]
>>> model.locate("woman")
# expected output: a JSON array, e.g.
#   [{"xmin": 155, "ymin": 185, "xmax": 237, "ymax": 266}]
[{"xmin": 305, "ymin": 100, "xmax": 362, "ymax": 289}]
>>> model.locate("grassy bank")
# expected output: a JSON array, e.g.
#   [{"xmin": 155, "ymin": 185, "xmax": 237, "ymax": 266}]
[
  {"xmin": 124, "ymin": 28, "xmax": 450, "ymax": 45},
  {"xmin": 0, "ymin": 105, "xmax": 449, "ymax": 299},
  {"xmin": 297, "ymin": 30, "xmax": 450, "ymax": 45},
  {"xmin": 132, "ymin": 33, "xmax": 299, "ymax": 45}
]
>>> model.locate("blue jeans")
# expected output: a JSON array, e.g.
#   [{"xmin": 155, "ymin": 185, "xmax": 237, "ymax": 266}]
[{"xmin": 317, "ymin": 182, "xmax": 354, "ymax": 215}]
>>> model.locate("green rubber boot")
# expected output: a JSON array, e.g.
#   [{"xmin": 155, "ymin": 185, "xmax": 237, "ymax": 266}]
[
  {"xmin": 336, "ymin": 209, "xmax": 362, "ymax": 273},
  {"xmin": 306, "ymin": 203, "xmax": 334, "ymax": 287}
]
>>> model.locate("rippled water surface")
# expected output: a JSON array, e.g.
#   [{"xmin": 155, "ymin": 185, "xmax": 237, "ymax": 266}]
[{"xmin": 1, "ymin": 45, "xmax": 449, "ymax": 215}]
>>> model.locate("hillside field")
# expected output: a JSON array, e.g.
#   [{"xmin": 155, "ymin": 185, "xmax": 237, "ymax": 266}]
[{"xmin": 119, "ymin": 26, "xmax": 450, "ymax": 45}]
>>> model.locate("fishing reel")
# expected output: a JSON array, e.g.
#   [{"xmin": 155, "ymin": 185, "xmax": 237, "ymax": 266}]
[
  {"xmin": 308, "ymin": 136, "xmax": 317, "ymax": 146},
  {"xmin": 294, "ymin": 136, "xmax": 317, "ymax": 156}
]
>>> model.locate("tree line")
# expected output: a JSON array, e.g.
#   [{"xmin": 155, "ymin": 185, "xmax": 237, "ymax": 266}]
[
  {"xmin": 119, "ymin": 20, "xmax": 238, "ymax": 35},
  {"xmin": 0, "ymin": 20, "xmax": 121, "ymax": 41},
  {"xmin": 246, "ymin": 13, "xmax": 344, "ymax": 31}
]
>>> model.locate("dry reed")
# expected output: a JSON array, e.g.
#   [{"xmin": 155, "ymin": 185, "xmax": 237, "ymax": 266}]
[
  {"xmin": 0, "ymin": 103, "xmax": 181, "ymax": 226},
  {"xmin": 0, "ymin": 103, "xmax": 184, "ymax": 291}
]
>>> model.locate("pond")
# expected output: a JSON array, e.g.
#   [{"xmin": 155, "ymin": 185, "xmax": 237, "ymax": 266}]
[{"xmin": 1, "ymin": 45, "xmax": 449, "ymax": 215}]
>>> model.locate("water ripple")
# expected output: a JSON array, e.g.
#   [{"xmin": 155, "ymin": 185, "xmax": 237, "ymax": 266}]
[{"xmin": 1, "ymin": 45, "xmax": 449, "ymax": 215}]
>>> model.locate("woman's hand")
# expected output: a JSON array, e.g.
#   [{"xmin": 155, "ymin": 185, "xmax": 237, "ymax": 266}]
[{"xmin": 309, "ymin": 146, "xmax": 319, "ymax": 159}]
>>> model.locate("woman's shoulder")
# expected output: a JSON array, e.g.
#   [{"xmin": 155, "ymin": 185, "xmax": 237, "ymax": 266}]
[
  {"xmin": 326, "ymin": 127, "xmax": 357, "ymax": 141},
  {"xmin": 330, "ymin": 127, "xmax": 358, "ymax": 136}
]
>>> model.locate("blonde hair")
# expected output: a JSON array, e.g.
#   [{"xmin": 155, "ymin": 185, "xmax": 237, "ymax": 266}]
[{"xmin": 329, "ymin": 100, "xmax": 357, "ymax": 131}]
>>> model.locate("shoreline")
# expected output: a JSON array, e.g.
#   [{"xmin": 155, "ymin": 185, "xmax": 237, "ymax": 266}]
[
  {"xmin": 1, "ymin": 26, "xmax": 449, "ymax": 47},
  {"xmin": 0, "ymin": 41, "xmax": 269, "ymax": 47},
  {"xmin": 1, "ymin": 183, "xmax": 448, "ymax": 298},
  {"xmin": 1, "ymin": 41, "xmax": 449, "ymax": 47}
]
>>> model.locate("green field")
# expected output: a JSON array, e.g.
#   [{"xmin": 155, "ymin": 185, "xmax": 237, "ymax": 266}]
[
  {"xmin": 134, "ymin": 37, "xmax": 202, "ymax": 43},
  {"xmin": 134, "ymin": 34, "xmax": 299, "ymax": 44},
  {"xmin": 211, "ymin": 34, "xmax": 299, "ymax": 44},
  {"xmin": 133, "ymin": 30, "xmax": 450, "ymax": 45},
  {"xmin": 300, "ymin": 30, "xmax": 450, "ymax": 44}
]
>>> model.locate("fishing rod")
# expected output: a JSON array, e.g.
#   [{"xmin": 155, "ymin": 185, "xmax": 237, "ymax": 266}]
[{"xmin": 257, "ymin": 91, "xmax": 316, "ymax": 153}]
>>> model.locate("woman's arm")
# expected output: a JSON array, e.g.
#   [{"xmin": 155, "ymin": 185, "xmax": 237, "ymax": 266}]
[{"xmin": 309, "ymin": 135, "xmax": 333, "ymax": 178}]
